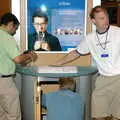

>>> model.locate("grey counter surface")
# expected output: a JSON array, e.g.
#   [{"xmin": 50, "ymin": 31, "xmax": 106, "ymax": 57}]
[{"xmin": 16, "ymin": 65, "xmax": 97, "ymax": 77}]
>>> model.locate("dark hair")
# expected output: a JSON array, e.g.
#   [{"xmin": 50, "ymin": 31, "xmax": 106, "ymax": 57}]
[
  {"xmin": 89, "ymin": 5, "xmax": 108, "ymax": 19},
  {"xmin": 0, "ymin": 12, "xmax": 20, "ymax": 26},
  {"xmin": 32, "ymin": 10, "xmax": 48, "ymax": 23}
]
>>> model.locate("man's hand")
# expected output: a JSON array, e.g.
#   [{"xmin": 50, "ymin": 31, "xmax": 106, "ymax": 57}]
[
  {"xmin": 41, "ymin": 42, "xmax": 50, "ymax": 51},
  {"xmin": 26, "ymin": 51, "xmax": 37, "ymax": 62},
  {"xmin": 29, "ymin": 51, "xmax": 38, "ymax": 62},
  {"xmin": 50, "ymin": 61, "xmax": 64, "ymax": 67},
  {"xmin": 34, "ymin": 41, "xmax": 50, "ymax": 51},
  {"xmin": 34, "ymin": 41, "xmax": 42, "ymax": 50},
  {"xmin": 50, "ymin": 50, "xmax": 81, "ymax": 66},
  {"xmin": 21, "ymin": 51, "xmax": 37, "ymax": 66}
]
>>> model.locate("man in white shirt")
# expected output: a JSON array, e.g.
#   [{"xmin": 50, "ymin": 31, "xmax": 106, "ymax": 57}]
[{"xmin": 54, "ymin": 6, "xmax": 120, "ymax": 120}]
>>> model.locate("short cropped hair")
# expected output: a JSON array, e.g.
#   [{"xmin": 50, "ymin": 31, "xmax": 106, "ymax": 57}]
[
  {"xmin": 89, "ymin": 5, "xmax": 108, "ymax": 19},
  {"xmin": 59, "ymin": 77, "xmax": 76, "ymax": 91},
  {"xmin": 0, "ymin": 12, "xmax": 19, "ymax": 26},
  {"xmin": 32, "ymin": 10, "xmax": 48, "ymax": 23}
]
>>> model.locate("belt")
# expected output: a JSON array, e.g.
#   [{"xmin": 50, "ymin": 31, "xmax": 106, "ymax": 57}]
[{"xmin": 0, "ymin": 74, "xmax": 16, "ymax": 78}]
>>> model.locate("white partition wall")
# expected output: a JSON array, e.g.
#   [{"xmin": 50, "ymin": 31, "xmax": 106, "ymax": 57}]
[{"xmin": 11, "ymin": 0, "xmax": 20, "ymax": 46}]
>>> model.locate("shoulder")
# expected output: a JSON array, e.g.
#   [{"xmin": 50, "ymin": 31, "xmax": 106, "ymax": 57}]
[
  {"xmin": 0, "ymin": 28, "xmax": 11, "ymax": 38},
  {"xmin": 0, "ymin": 29, "xmax": 16, "ymax": 44},
  {"xmin": 84, "ymin": 30, "xmax": 96, "ymax": 44},
  {"xmin": 73, "ymin": 93, "xmax": 84, "ymax": 103},
  {"xmin": 110, "ymin": 25, "xmax": 119, "ymax": 29},
  {"xmin": 43, "ymin": 91, "xmax": 59, "ymax": 101},
  {"xmin": 108, "ymin": 26, "xmax": 120, "ymax": 38},
  {"xmin": 109, "ymin": 25, "xmax": 120, "ymax": 32},
  {"xmin": 45, "ymin": 32, "xmax": 59, "ymax": 40},
  {"xmin": 86, "ymin": 30, "xmax": 96, "ymax": 38},
  {"xmin": 28, "ymin": 33, "xmax": 36, "ymax": 38}
]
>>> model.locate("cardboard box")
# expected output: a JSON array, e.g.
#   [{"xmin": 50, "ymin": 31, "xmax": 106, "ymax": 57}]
[{"xmin": 33, "ymin": 53, "xmax": 91, "ymax": 66}]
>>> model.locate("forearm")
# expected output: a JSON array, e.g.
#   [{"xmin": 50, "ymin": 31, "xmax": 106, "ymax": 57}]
[
  {"xmin": 58, "ymin": 50, "xmax": 80, "ymax": 65},
  {"xmin": 14, "ymin": 51, "xmax": 37, "ymax": 65},
  {"xmin": 58, "ymin": 49, "xmax": 90, "ymax": 66},
  {"xmin": 19, "ymin": 53, "xmax": 33, "ymax": 65}
]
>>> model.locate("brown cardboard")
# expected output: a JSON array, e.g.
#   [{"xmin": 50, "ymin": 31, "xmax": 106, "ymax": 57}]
[{"xmin": 33, "ymin": 53, "xmax": 91, "ymax": 66}]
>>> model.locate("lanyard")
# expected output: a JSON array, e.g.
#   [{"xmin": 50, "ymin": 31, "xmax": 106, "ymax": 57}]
[{"xmin": 96, "ymin": 31, "xmax": 108, "ymax": 50}]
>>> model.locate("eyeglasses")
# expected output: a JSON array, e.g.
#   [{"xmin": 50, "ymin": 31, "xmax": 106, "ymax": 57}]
[{"xmin": 33, "ymin": 22, "xmax": 46, "ymax": 26}]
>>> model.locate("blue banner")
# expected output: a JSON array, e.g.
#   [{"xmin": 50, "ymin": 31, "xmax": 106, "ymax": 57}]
[{"xmin": 27, "ymin": 0, "xmax": 86, "ymax": 51}]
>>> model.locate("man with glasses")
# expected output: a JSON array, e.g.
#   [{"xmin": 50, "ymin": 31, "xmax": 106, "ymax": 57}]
[
  {"xmin": 28, "ymin": 10, "xmax": 62, "ymax": 51},
  {"xmin": 0, "ymin": 12, "xmax": 37, "ymax": 120}
]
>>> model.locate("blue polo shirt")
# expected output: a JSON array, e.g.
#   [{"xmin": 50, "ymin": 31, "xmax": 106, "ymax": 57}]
[{"xmin": 42, "ymin": 89, "xmax": 84, "ymax": 120}]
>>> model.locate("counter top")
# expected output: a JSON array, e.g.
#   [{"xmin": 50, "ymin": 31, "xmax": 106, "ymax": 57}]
[{"xmin": 16, "ymin": 65, "xmax": 97, "ymax": 77}]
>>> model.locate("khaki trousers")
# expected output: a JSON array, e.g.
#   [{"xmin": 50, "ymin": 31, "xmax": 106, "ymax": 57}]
[
  {"xmin": 92, "ymin": 75, "xmax": 120, "ymax": 119},
  {"xmin": 0, "ymin": 77, "xmax": 21, "ymax": 120}
]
